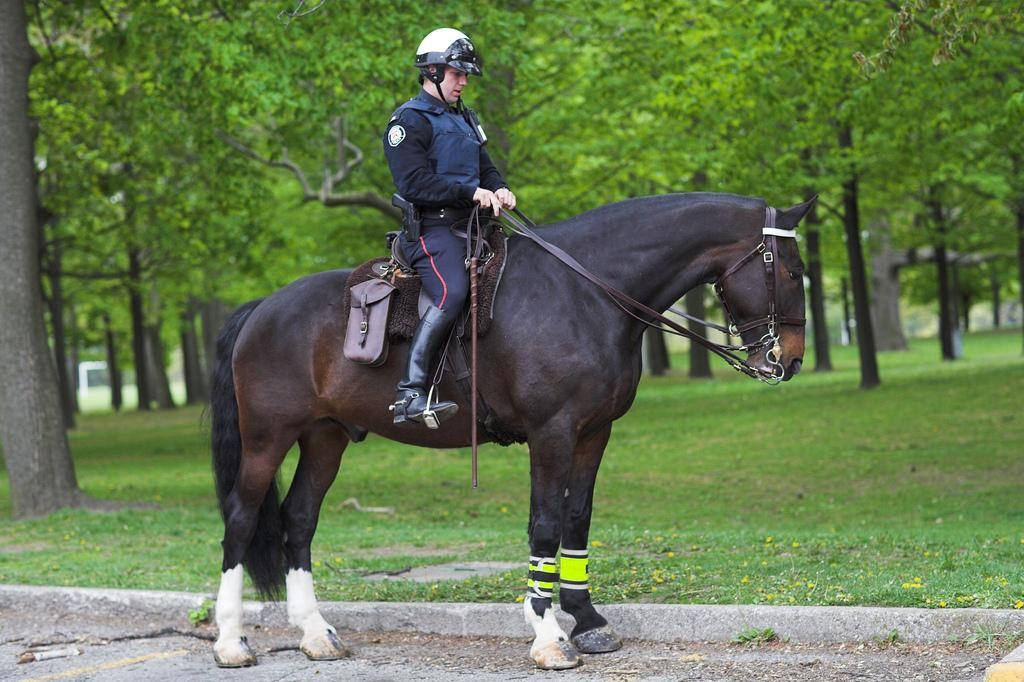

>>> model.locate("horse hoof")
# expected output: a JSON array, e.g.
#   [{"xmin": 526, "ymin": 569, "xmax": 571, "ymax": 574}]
[
  {"xmin": 300, "ymin": 629, "xmax": 351, "ymax": 660},
  {"xmin": 213, "ymin": 636, "xmax": 257, "ymax": 667},
  {"xmin": 572, "ymin": 625, "xmax": 623, "ymax": 654},
  {"xmin": 531, "ymin": 639, "xmax": 581, "ymax": 670}
]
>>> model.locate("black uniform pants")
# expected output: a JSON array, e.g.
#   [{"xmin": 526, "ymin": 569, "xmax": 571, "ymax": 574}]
[{"xmin": 400, "ymin": 221, "xmax": 468, "ymax": 313}]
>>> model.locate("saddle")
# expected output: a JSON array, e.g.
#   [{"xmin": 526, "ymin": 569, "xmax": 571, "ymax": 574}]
[{"xmin": 341, "ymin": 227, "xmax": 508, "ymax": 364}]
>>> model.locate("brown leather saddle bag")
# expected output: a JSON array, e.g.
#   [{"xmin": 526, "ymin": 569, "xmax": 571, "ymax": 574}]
[{"xmin": 343, "ymin": 278, "xmax": 397, "ymax": 366}]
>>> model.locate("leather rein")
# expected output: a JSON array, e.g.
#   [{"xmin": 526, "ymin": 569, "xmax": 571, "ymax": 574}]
[{"xmin": 491, "ymin": 205, "xmax": 805, "ymax": 384}]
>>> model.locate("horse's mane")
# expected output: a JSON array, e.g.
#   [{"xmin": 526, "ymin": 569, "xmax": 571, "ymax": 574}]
[{"xmin": 544, "ymin": 192, "xmax": 766, "ymax": 233}]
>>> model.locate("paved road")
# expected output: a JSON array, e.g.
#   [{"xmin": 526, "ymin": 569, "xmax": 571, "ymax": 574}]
[{"xmin": 0, "ymin": 608, "xmax": 1006, "ymax": 681}]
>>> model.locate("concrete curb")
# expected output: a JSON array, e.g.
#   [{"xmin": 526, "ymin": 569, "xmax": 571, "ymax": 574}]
[{"xmin": 1, "ymin": 584, "xmax": 1021, "ymax": 645}]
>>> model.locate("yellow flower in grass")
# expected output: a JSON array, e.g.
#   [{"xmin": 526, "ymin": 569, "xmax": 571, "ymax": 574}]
[
  {"xmin": 741, "ymin": 576, "xmax": 750, "ymax": 584},
  {"xmin": 591, "ymin": 540, "xmax": 604, "ymax": 548},
  {"xmin": 1015, "ymin": 600, "xmax": 1023, "ymax": 610}
]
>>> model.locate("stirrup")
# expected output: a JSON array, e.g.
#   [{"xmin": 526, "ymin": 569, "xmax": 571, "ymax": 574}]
[{"xmin": 421, "ymin": 386, "xmax": 441, "ymax": 430}]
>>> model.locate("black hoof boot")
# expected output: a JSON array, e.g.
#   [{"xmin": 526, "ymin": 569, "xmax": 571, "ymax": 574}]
[{"xmin": 572, "ymin": 625, "xmax": 623, "ymax": 654}]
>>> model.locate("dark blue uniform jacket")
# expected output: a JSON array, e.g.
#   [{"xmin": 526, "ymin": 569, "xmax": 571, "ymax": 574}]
[{"xmin": 383, "ymin": 90, "xmax": 506, "ymax": 209}]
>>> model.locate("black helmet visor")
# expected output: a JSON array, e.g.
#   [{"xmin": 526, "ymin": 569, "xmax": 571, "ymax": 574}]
[{"xmin": 444, "ymin": 39, "xmax": 482, "ymax": 75}]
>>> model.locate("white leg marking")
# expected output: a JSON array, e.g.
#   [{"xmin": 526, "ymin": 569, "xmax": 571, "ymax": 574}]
[
  {"xmin": 286, "ymin": 568, "xmax": 333, "ymax": 636},
  {"xmin": 215, "ymin": 565, "xmax": 244, "ymax": 640},
  {"xmin": 523, "ymin": 595, "xmax": 578, "ymax": 669},
  {"xmin": 213, "ymin": 565, "xmax": 254, "ymax": 666},
  {"xmin": 287, "ymin": 568, "xmax": 348, "ymax": 660},
  {"xmin": 524, "ymin": 595, "xmax": 569, "ymax": 648}
]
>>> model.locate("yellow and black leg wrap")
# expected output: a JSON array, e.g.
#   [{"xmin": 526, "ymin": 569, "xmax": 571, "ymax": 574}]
[
  {"xmin": 527, "ymin": 556, "xmax": 558, "ymax": 600},
  {"xmin": 559, "ymin": 548, "xmax": 589, "ymax": 592},
  {"xmin": 559, "ymin": 547, "xmax": 621, "ymax": 653}
]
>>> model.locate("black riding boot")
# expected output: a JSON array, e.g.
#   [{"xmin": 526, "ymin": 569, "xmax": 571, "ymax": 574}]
[{"xmin": 391, "ymin": 305, "xmax": 459, "ymax": 428}]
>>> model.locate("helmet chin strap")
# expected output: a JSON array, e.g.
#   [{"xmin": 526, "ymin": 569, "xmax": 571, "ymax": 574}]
[{"xmin": 433, "ymin": 73, "xmax": 464, "ymax": 110}]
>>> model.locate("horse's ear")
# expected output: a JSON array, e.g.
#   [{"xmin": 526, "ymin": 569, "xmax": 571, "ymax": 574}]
[{"xmin": 776, "ymin": 194, "xmax": 819, "ymax": 229}]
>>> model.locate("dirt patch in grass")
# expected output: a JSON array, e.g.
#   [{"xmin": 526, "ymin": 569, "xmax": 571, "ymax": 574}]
[
  {"xmin": 0, "ymin": 542, "xmax": 53, "ymax": 554},
  {"xmin": 347, "ymin": 542, "xmax": 488, "ymax": 558}
]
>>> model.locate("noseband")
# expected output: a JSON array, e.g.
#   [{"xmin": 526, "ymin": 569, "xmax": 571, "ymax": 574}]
[{"xmin": 497, "ymin": 205, "xmax": 803, "ymax": 384}]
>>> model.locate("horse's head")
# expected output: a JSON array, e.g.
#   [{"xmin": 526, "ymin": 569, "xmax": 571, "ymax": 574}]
[{"xmin": 714, "ymin": 196, "xmax": 817, "ymax": 382}]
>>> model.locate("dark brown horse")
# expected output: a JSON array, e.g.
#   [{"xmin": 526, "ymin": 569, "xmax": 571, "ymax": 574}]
[{"xmin": 209, "ymin": 192, "xmax": 815, "ymax": 669}]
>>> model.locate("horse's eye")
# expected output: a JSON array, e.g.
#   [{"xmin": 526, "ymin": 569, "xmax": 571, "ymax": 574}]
[{"xmin": 789, "ymin": 269, "xmax": 803, "ymax": 280}]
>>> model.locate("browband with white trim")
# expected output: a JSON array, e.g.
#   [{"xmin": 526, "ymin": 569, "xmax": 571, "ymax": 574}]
[{"xmin": 763, "ymin": 227, "xmax": 797, "ymax": 238}]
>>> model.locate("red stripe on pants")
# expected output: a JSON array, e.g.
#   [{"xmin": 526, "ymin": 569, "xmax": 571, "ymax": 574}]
[{"xmin": 419, "ymin": 235, "xmax": 448, "ymax": 309}]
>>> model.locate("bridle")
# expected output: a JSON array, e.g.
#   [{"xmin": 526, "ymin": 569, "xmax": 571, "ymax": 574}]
[
  {"xmin": 496, "ymin": 205, "xmax": 805, "ymax": 384},
  {"xmin": 698, "ymin": 206, "xmax": 806, "ymax": 381}
]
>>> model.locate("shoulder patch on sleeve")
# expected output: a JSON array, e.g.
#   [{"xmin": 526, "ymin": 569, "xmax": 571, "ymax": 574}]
[{"xmin": 387, "ymin": 125, "xmax": 406, "ymax": 147}]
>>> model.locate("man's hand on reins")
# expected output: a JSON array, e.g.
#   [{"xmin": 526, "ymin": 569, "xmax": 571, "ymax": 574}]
[
  {"xmin": 473, "ymin": 187, "xmax": 503, "ymax": 216},
  {"xmin": 495, "ymin": 187, "xmax": 516, "ymax": 210}
]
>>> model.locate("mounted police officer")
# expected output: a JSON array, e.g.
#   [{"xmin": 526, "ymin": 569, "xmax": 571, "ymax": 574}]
[{"xmin": 383, "ymin": 28, "xmax": 516, "ymax": 428}]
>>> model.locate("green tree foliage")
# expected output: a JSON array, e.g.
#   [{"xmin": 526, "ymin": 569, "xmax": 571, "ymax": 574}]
[{"xmin": 22, "ymin": 0, "xmax": 1024, "ymax": 392}]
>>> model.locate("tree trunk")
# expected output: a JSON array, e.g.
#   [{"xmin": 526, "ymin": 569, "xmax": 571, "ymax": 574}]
[
  {"xmin": 805, "ymin": 215, "xmax": 833, "ymax": 370},
  {"xmin": 127, "ymin": 246, "xmax": 152, "ymax": 410},
  {"xmin": 935, "ymin": 243, "xmax": 955, "ymax": 359},
  {"xmin": 840, "ymin": 277, "xmax": 852, "ymax": 345},
  {"xmin": 181, "ymin": 305, "xmax": 207, "ymax": 404},
  {"xmin": 104, "ymin": 313, "xmax": 123, "ymax": 412},
  {"xmin": 69, "ymin": 301, "xmax": 80, "ymax": 415},
  {"xmin": 839, "ymin": 124, "xmax": 880, "ymax": 388},
  {"xmin": 200, "ymin": 298, "xmax": 233, "ymax": 384},
  {"xmin": 1010, "ymin": 152, "xmax": 1024, "ymax": 354},
  {"xmin": 929, "ymin": 194, "xmax": 956, "ymax": 360},
  {"xmin": 144, "ymin": 289, "xmax": 175, "ymax": 410},
  {"xmin": 0, "ymin": 4, "xmax": 84, "ymax": 518},
  {"xmin": 685, "ymin": 288, "xmax": 711, "ymax": 378},
  {"xmin": 43, "ymin": 230, "xmax": 76, "ymax": 427},
  {"xmin": 642, "ymin": 326, "xmax": 670, "ymax": 376},
  {"xmin": 869, "ymin": 229, "xmax": 909, "ymax": 351},
  {"xmin": 1017, "ymin": 202, "xmax": 1024, "ymax": 354},
  {"xmin": 950, "ymin": 263, "xmax": 969, "ymax": 333},
  {"xmin": 990, "ymin": 272, "xmax": 1001, "ymax": 328}
]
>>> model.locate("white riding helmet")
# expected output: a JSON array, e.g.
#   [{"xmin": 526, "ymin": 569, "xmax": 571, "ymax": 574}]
[{"xmin": 414, "ymin": 28, "xmax": 482, "ymax": 83}]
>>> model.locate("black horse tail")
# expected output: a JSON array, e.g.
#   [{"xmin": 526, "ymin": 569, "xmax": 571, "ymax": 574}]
[{"xmin": 210, "ymin": 298, "xmax": 285, "ymax": 599}]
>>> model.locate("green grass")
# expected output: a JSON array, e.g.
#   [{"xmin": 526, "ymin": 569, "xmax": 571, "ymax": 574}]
[
  {"xmin": 0, "ymin": 328, "xmax": 1022, "ymax": 611},
  {"xmin": 734, "ymin": 626, "xmax": 779, "ymax": 645}
]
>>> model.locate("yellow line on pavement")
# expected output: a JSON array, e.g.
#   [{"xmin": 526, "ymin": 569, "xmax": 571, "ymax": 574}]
[
  {"xmin": 22, "ymin": 649, "xmax": 190, "ymax": 682},
  {"xmin": 986, "ymin": 662, "xmax": 1024, "ymax": 682}
]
